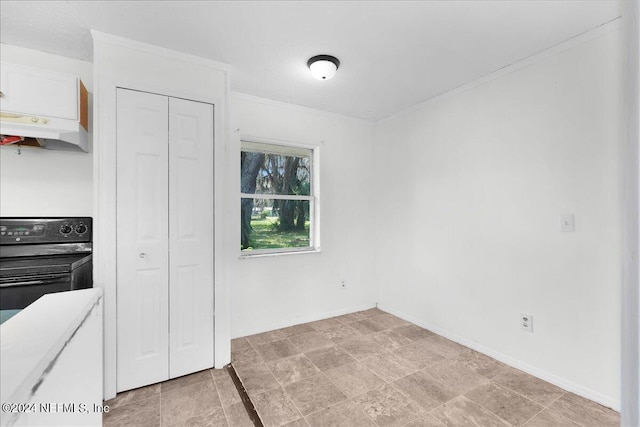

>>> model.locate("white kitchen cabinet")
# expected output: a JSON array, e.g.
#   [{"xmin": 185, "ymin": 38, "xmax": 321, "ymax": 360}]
[
  {"xmin": 115, "ymin": 88, "xmax": 214, "ymax": 392},
  {"xmin": 0, "ymin": 63, "xmax": 83, "ymax": 121},
  {"xmin": 0, "ymin": 62, "xmax": 90, "ymax": 151}
]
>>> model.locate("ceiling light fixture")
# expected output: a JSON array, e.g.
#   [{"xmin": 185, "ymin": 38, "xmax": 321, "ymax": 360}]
[{"xmin": 307, "ymin": 55, "xmax": 340, "ymax": 80}]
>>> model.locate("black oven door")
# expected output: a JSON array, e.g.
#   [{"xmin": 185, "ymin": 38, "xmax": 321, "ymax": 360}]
[
  {"xmin": 0, "ymin": 253, "xmax": 92, "ymax": 310},
  {"xmin": 0, "ymin": 272, "xmax": 72, "ymax": 309}
]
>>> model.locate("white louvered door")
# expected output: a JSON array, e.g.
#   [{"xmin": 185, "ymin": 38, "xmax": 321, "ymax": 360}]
[{"xmin": 116, "ymin": 89, "xmax": 214, "ymax": 392}]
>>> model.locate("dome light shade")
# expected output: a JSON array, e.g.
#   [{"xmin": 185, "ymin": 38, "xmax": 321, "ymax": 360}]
[{"xmin": 307, "ymin": 55, "xmax": 340, "ymax": 80}]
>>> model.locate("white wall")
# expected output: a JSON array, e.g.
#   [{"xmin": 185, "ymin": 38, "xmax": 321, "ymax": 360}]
[
  {"xmin": 374, "ymin": 25, "xmax": 622, "ymax": 409},
  {"xmin": 621, "ymin": 1, "xmax": 640, "ymax": 425},
  {"xmin": 229, "ymin": 94, "xmax": 377, "ymax": 338},
  {"xmin": 0, "ymin": 44, "xmax": 93, "ymax": 216}
]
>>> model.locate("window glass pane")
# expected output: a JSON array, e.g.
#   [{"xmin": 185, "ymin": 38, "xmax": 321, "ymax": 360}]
[
  {"xmin": 241, "ymin": 150, "xmax": 311, "ymax": 196},
  {"xmin": 241, "ymin": 198, "xmax": 310, "ymax": 251}
]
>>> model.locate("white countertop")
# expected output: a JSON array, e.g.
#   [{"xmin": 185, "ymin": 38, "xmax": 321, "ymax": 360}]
[{"xmin": 0, "ymin": 288, "xmax": 103, "ymax": 405}]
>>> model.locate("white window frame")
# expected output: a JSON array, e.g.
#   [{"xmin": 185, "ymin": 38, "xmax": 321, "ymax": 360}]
[{"xmin": 240, "ymin": 137, "xmax": 320, "ymax": 257}]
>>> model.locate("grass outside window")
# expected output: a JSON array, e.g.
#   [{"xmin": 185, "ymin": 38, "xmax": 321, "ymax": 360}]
[{"xmin": 240, "ymin": 139, "xmax": 317, "ymax": 255}]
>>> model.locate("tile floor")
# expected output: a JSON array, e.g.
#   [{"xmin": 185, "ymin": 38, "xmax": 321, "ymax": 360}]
[
  {"xmin": 104, "ymin": 307, "xmax": 620, "ymax": 427},
  {"xmin": 103, "ymin": 365, "xmax": 258, "ymax": 426}
]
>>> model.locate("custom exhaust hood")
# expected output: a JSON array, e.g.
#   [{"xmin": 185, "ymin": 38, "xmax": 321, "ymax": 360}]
[{"xmin": 0, "ymin": 63, "xmax": 89, "ymax": 152}]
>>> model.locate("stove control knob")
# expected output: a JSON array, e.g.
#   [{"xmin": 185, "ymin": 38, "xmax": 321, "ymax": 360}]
[
  {"xmin": 75, "ymin": 224, "xmax": 87, "ymax": 234},
  {"xmin": 60, "ymin": 224, "xmax": 72, "ymax": 234}
]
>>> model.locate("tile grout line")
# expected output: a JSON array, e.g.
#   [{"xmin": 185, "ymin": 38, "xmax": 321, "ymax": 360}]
[
  {"xmin": 300, "ymin": 382, "xmax": 388, "ymax": 425},
  {"xmin": 519, "ymin": 399, "xmax": 558, "ymax": 426},
  {"xmin": 332, "ymin": 347, "xmax": 425, "ymax": 427},
  {"xmin": 413, "ymin": 369, "xmax": 563, "ymax": 427},
  {"xmin": 276, "ymin": 337, "xmax": 393, "ymax": 425},
  {"xmin": 280, "ymin": 339, "xmax": 381, "ymax": 421},
  {"xmin": 485, "ymin": 375, "xmax": 566, "ymax": 413},
  {"xmin": 517, "ymin": 390, "xmax": 587, "ymax": 427},
  {"xmin": 448, "ymin": 361, "xmax": 596, "ymax": 427},
  {"xmin": 381, "ymin": 345, "xmax": 566, "ymax": 427},
  {"xmin": 262, "ymin": 358, "xmax": 307, "ymax": 424},
  {"xmin": 254, "ymin": 331, "xmax": 357, "ymax": 422},
  {"xmin": 160, "ymin": 373, "xmax": 220, "ymax": 426},
  {"xmin": 216, "ymin": 369, "xmax": 251, "ymax": 427},
  {"xmin": 210, "ymin": 368, "xmax": 234, "ymax": 424},
  {"xmin": 513, "ymin": 389, "xmax": 568, "ymax": 426},
  {"xmin": 380, "ymin": 352, "xmax": 508, "ymax": 427},
  {"xmin": 158, "ymin": 384, "xmax": 163, "ymax": 427},
  {"xmin": 294, "ymin": 371, "xmax": 350, "ymax": 419}
]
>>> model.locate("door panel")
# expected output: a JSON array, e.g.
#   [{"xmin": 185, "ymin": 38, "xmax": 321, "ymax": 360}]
[
  {"xmin": 135, "ymin": 154, "xmax": 162, "ymax": 240},
  {"xmin": 168, "ymin": 98, "xmax": 214, "ymax": 378},
  {"xmin": 176, "ymin": 265, "xmax": 196, "ymax": 345},
  {"xmin": 135, "ymin": 269, "xmax": 163, "ymax": 357},
  {"xmin": 116, "ymin": 89, "xmax": 169, "ymax": 392}
]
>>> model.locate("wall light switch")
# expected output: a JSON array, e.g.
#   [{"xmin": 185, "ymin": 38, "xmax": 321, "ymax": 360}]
[{"xmin": 560, "ymin": 214, "xmax": 575, "ymax": 232}]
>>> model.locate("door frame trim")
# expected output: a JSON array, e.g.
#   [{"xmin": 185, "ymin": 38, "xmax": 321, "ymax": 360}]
[{"xmin": 93, "ymin": 31, "xmax": 230, "ymax": 400}]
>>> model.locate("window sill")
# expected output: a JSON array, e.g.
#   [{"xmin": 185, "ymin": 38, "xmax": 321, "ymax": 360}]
[{"xmin": 239, "ymin": 248, "xmax": 321, "ymax": 259}]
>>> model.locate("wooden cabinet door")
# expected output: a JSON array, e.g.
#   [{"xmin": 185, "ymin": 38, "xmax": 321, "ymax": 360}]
[
  {"xmin": 0, "ymin": 63, "xmax": 78, "ymax": 120},
  {"xmin": 168, "ymin": 97, "xmax": 215, "ymax": 378},
  {"xmin": 116, "ymin": 88, "xmax": 170, "ymax": 392}
]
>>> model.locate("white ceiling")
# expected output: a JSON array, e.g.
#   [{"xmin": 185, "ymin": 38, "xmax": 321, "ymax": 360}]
[{"xmin": 0, "ymin": 1, "xmax": 621, "ymax": 121}]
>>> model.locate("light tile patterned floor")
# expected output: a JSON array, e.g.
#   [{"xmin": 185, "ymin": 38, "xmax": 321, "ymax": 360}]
[
  {"xmin": 232, "ymin": 308, "xmax": 620, "ymax": 427},
  {"xmin": 103, "ymin": 365, "xmax": 257, "ymax": 426},
  {"xmin": 104, "ymin": 308, "xmax": 620, "ymax": 426}
]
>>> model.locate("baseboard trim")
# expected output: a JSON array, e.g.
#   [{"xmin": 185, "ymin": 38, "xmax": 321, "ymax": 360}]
[
  {"xmin": 231, "ymin": 303, "xmax": 377, "ymax": 339},
  {"xmin": 377, "ymin": 303, "xmax": 621, "ymax": 412}
]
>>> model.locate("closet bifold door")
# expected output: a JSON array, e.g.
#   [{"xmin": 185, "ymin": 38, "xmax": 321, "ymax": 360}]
[
  {"xmin": 116, "ymin": 88, "xmax": 170, "ymax": 392},
  {"xmin": 168, "ymin": 98, "xmax": 215, "ymax": 378}
]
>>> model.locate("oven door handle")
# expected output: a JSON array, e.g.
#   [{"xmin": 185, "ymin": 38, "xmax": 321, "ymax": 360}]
[
  {"xmin": 0, "ymin": 273, "xmax": 70, "ymax": 288},
  {"xmin": 0, "ymin": 280, "xmax": 49, "ymax": 288}
]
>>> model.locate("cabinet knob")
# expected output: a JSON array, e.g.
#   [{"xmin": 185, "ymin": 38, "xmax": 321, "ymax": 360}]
[
  {"xmin": 0, "ymin": 91, "xmax": 3, "ymax": 97},
  {"xmin": 31, "ymin": 117, "xmax": 38, "ymax": 123},
  {"xmin": 41, "ymin": 118, "xmax": 50, "ymax": 124},
  {"xmin": 139, "ymin": 253, "xmax": 147, "ymax": 259}
]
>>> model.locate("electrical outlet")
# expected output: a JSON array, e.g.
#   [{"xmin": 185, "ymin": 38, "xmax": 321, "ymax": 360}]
[
  {"xmin": 341, "ymin": 280, "xmax": 346, "ymax": 289},
  {"xmin": 560, "ymin": 214, "xmax": 575, "ymax": 232},
  {"xmin": 520, "ymin": 314, "xmax": 533, "ymax": 332}
]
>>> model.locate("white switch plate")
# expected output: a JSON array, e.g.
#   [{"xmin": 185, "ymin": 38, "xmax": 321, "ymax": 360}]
[
  {"xmin": 560, "ymin": 214, "xmax": 575, "ymax": 232},
  {"xmin": 520, "ymin": 313, "xmax": 533, "ymax": 332}
]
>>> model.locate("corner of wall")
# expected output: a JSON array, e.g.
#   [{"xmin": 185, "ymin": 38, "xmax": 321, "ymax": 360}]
[{"xmin": 620, "ymin": 0, "xmax": 640, "ymax": 425}]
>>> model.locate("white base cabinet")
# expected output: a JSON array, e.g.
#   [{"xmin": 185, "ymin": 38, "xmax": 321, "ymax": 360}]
[{"xmin": 116, "ymin": 88, "xmax": 214, "ymax": 392}]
